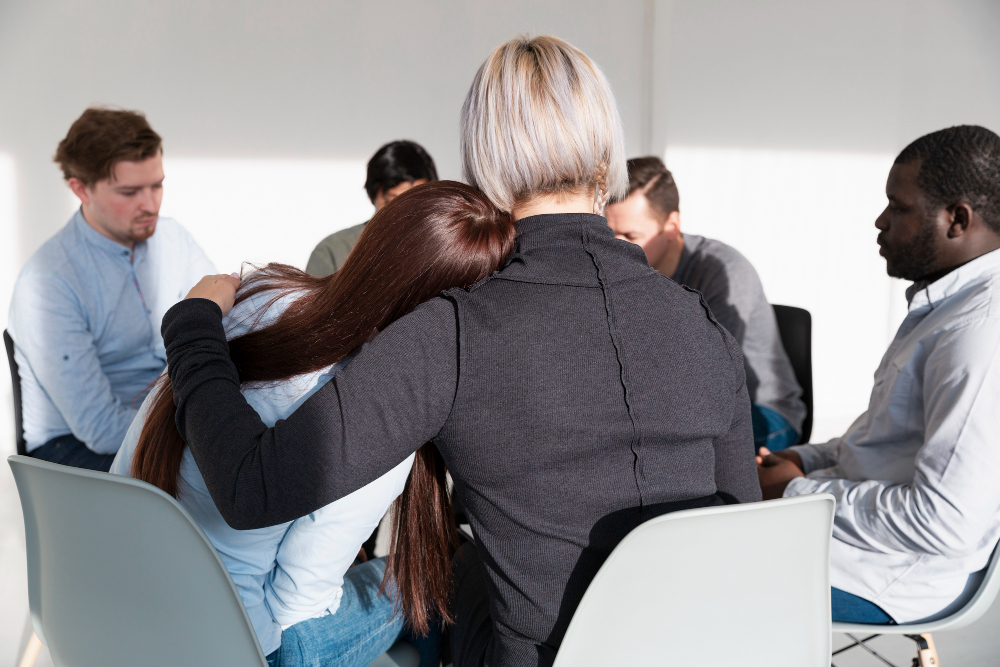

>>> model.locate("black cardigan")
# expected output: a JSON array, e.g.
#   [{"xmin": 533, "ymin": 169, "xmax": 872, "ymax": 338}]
[{"xmin": 163, "ymin": 213, "xmax": 761, "ymax": 667}]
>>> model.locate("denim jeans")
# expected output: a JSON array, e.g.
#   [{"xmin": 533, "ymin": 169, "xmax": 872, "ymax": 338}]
[
  {"xmin": 29, "ymin": 433, "xmax": 115, "ymax": 472},
  {"xmin": 266, "ymin": 558, "xmax": 440, "ymax": 667},
  {"xmin": 750, "ymin": 404, "xmax": 800, "ymax": 453},
  {"xmin": 831, "ymin": 587, "xmax": 895, "ymax": 624}
]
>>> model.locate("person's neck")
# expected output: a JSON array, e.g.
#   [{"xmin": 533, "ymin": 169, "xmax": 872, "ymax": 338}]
[
  {"xmin": 654, "ymin": 234, "xmax": 685, "ymax": 278},
  {"xmin": 919, "ymin": 241, "xmax": 1000, "ymax": 285},
  {"xmin": 512, "ymin": 190, "xmax": 595, "ymax": 221},
  {"xmin": 80, "ymin": 206, "xmax": 134, "ymax": 250}
]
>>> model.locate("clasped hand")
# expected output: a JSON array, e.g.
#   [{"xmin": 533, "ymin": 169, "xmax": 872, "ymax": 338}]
[
  {"xmin": 756, "ymin": 447, "xmax": 804, "ymax": 500},
  {"xmin": 184, "ymin": 272, "xmax": 242, "ymax": 316}
]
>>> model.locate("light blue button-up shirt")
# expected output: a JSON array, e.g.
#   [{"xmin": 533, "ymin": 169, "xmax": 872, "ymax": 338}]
[{"xmin": 7, "ymin": 210, "xmax": 215, "ymax": 454}]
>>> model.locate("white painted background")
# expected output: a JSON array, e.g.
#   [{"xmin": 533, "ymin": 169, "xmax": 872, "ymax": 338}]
[{"xmin": 2, "ymin": 2, "xmax": 1000, "ymax": 661}]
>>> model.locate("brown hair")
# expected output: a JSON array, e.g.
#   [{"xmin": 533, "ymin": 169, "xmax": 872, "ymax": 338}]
[
  {"xmin": 131, "ymin": 181, "xmax": 515, "ymax": 635},
  {"xmin": 54, "ymin": 107, "xmax": 162, "ymax": 185},
  {"xmin": 625, "ymin": 156, "xmax": 680, "ymax": 219}
]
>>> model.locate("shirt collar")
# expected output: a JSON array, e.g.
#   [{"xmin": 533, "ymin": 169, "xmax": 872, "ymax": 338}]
[
  {"xmin": 71, "ymin": 208, "xmax": 148, "ymax": 262},
  {"xmin": 513, "ymin": 213, "xmax": 613, "ymax": 253},
  {"xmin": 905, "ymin": 247, "xmax": 1000, "ymax": 310}
]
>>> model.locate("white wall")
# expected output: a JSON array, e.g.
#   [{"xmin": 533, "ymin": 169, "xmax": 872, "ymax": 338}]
[
  {"xmin": 0, "ymin": 0, "xmax": 652, "ymax": 267},
  {"xmin": 1, "ymin": 0, "xmax": 1000, "ymax": 453}
]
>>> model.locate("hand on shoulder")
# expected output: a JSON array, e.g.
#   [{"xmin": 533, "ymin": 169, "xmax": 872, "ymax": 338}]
[{"xmin": 185, "ymin": 273, "xmax": 241, "ymax": 316}]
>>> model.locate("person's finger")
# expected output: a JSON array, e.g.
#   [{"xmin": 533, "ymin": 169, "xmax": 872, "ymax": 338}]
[
  {"xmin": 758, "ymin": 446, "xmax": 772, "ymax": 457},
  {"xmin": 230, "ymin": 272, "xmax": 241, "ymax": 280},
  {"xmin": 760, "ymin": 454, "xmax": 782, "ymax": 468}
]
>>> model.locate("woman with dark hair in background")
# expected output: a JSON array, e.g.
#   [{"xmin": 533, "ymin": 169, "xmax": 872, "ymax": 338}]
[
  {"xmin": 159, "ymin": 35, "xmax": 760, "ymax": 667},
  {"xmin": 111, "ymin": 181, "xmax": 514, "ymax": 667}
]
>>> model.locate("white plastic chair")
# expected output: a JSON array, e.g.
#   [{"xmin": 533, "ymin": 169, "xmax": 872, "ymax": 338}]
[
  {"xmin": 8, "ymin": 455, "xmax": 417, "ymax": 667},
  {"xmin": 553, "ymin": 494, "xmax": 835, "ymax": 667},
  {"xmin": 832, "ymin": 542, "xmax": 1000, "ymax": 667}
]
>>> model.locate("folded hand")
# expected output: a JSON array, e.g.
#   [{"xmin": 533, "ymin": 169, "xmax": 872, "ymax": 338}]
[{"xmin": 756, "ymin": 447, "xmax": 804, "ymax": 500}]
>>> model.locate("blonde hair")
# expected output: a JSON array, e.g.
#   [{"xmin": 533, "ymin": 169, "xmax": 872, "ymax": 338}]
[{"xmin": 460, "ymin": 35, "xmax": 628, "ymax": 214}]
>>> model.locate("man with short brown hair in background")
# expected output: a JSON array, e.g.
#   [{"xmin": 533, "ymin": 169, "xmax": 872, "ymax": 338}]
[
  {"xmin": 606, "ymin": 156, "xmax": 806, "ymax": 452},
  {"xmin": 7, "ymin": 107, "xmax": 214, "ymax": 470}
]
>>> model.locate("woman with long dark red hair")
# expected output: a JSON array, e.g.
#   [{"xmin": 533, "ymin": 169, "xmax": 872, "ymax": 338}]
[{"xmin": 110, "ymin": 181, "xmax": 515, "ymax": 667}]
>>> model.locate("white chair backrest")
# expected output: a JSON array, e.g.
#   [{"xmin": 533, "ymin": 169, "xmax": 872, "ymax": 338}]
[
  {"xmin": 8, "ymin": 455, "xmax": 268, "ymax": 667},
  {"xmin": 554, "ymin": 494, "xmax": 835, "ymax": 667}
]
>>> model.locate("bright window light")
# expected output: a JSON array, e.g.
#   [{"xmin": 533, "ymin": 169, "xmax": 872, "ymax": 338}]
[{"xmin": 158, "ymin": 158, "xmax": 373, "ymax": 273}]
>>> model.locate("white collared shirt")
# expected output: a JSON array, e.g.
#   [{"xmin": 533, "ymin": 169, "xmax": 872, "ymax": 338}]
[{"xmin": 785, "ymin": 248, "xmax": 1000, "ymax": 622}]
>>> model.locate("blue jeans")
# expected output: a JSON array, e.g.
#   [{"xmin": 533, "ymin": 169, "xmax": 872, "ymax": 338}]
[
  {"xmin": 751, "ymin": 404, "xmax": 799, "ymax": 453},
  {"xmin": 831, "ymin": 587, "xmax": 894, "ymax": 624},
  {"xmin": 266, "ymin": 558, "xmax": 440, "ymax": 667},
  {"xmin": 29, "ymin": 433, "xmax": 115, "ymax": 472}
]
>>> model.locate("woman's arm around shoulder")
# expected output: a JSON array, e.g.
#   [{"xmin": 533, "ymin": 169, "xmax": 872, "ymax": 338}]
[{"xmin": 162, "ymin": 296, "xmax": 459, "ymax": 530}]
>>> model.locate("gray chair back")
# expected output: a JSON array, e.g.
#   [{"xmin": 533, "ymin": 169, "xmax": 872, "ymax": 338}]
[
  {"xmin": 8, "ymin": 455, "xmax": 268, "ymax": 666},
  {"xmin": 3, "ymin": 329, "xmax": 27, "ymax": 455},
  {"xmin": 772, "ymin": 305, "xmax": 813, "ymax": 443}
]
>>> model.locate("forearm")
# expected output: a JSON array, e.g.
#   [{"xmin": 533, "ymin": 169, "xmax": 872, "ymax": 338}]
[
  {"xmin": 162, "ymin": 297, "xmax": 458, "ymax": 530},
  {"xmin": 788, "ymin": 440, "xmax": 839, "ymax": 474},
  {"xmin": 784, "ymin": 475, "xmax": 988, "ymax": 557}
]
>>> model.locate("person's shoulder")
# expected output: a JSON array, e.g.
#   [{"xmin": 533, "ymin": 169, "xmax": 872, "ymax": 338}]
[
  {"xmin": 224, "ymin": 286, "xmax": 308, "ymax": 339},
  {"xmin": 317, "ymin": 221, "xmax": 368, "ymax": 249},
  {"xmin": 15, "ymin": 223, "xmax": 81, "ymax": 292},
  {"xmin": 149, "ymin": 216, "xmax": 197, "ymax": 247},
  {"xmin": 691, "ymin": 234, "xmax": 762, "ymax": 281}
]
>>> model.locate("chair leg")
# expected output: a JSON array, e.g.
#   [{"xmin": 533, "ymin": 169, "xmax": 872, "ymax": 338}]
[
  {"xmin": 17, "ymin": 632, "xmax": 42, "ymax": 667},
  {"xmin": 916, "ymin": 634, "xmax": 939, "ymax": 667}
]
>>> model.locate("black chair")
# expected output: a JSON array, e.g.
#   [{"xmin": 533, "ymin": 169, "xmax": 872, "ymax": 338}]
[
  {"xmin": 3, "ymin": 329, "xmax": 27, "ymax": 456},
  {"xmin": 772, "ymin": 305, "xmax": 813, "ymax": 444}
]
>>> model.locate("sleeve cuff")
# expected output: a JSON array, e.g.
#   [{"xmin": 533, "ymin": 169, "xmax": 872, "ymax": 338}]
[
  {"xmin": 789, "ymin": 443, "xmax": 823, "ymax": 474},
  {"xmin": 783, "ymin": 475, "xmax": 823, "ymax": 498}
]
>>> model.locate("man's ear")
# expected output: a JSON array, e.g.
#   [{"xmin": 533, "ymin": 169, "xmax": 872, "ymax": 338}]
[
  {"xmin": 946, "ymin": 203, "xmax": 973, "ymax": 238},
  {"xmin": 67, "ymin": 177, "xmax": 91, "ymax": 206},
  {"xmin": 663, "ymin": 211, "xmax": 681, "ymax": 238}
]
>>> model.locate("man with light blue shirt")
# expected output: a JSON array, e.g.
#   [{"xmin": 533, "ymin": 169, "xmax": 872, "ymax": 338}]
[
  {"xmin": 758, "ymin": 125, "xmax": 1000, "ymax": 625},
  {"xmin": 7, "ymin": 107, "xmax": 214, "ymax": 471}
]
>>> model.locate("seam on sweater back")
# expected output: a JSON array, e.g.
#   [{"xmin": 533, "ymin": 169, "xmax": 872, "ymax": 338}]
[{"xmin": 580, "ymin": 222, "xmax": 645, "ymax": 508}]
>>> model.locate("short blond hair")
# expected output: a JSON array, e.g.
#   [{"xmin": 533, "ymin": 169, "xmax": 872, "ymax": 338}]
[{"xmin": 460, "ymin": 35, "xmax": 628, "ymax": 213}]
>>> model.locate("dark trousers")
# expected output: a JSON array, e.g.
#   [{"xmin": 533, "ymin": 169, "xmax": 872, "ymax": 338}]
[
  {"xmin": 29, "ymin": 434, "xmax": 115, "ymax": 472},
  {"xmin": 450, "ymin": 542, "xmax": 494, "ymax": 667}
]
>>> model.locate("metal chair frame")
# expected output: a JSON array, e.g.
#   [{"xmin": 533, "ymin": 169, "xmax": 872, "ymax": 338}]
[{"xmin": 3, "ymin": 329, "xmax": 27, "ymax": 455}]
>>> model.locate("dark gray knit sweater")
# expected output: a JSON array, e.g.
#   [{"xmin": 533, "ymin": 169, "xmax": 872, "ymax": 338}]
[{"xmin": 162, "ymin": 213, "xmax": 761, "ymax": 667}]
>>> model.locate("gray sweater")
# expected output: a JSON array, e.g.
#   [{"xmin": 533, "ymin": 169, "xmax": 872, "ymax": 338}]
[
  {"xmin": 163, "ymin": 214, "xmax": 762, "ymax": 667},
  {"xmin": 673, "ymin": 234, "xmax": 806, "ymax": 432}
]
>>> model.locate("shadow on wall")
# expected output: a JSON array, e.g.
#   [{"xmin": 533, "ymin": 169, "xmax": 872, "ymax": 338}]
[
  {"xmin": 664, "ymin": 146, "xmax": 910, "ymax": 443},
  {"xmin": 1, "ymin": 154, "xmax": 16, "ymax": 456}
]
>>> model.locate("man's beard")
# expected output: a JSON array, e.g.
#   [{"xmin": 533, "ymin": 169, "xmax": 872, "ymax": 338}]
[
  {"xmin": 127, "ymin": 220, "xmax": 157, "ymax": 244},
  {"xmin": 883, "ymin": 221, "xmax": 938, "ymax": 281}
]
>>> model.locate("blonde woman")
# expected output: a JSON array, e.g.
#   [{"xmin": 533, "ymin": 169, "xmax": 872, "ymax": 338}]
[{"xmin": 161, "ymin": 36, "xmax": 760, "ymax": 666}]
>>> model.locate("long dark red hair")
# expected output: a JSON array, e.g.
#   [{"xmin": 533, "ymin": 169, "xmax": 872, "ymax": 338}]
[{"xmin": 131, "ymin": 181, "xmax": 515, "ymax": 635}]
